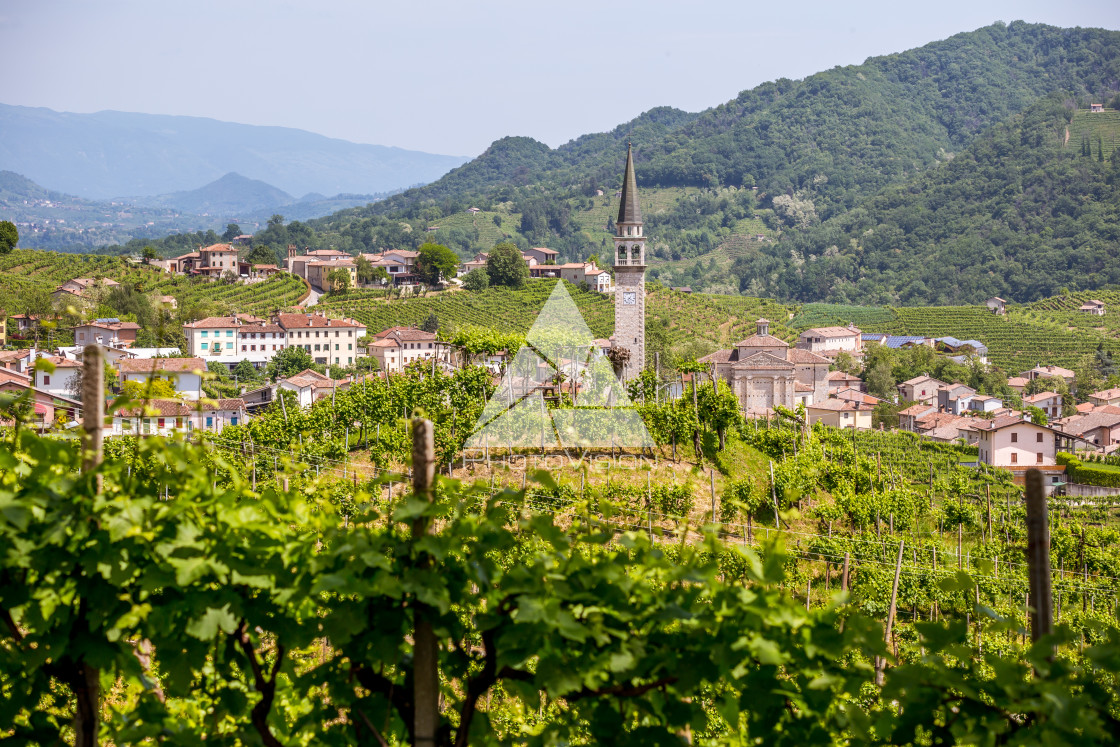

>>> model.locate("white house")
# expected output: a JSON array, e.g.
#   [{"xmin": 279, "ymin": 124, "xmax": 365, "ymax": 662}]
[
  {"xmin": 986, "ymin": 297, "xmax": 1007, "ymax": 315},
  {"xmin": 116, "ymin": 357, "xmax": 206, "ymax": 400},
  {"xmin": 973, "ymin": 415, "xmax": 1064, "ymax": 492},
  {"xmin": 898, "ymin": 375, "xmax": 948, "ymax": 406},
  {"xmin": 32, "ymin": 355, "xmax": 82, "ymax": 398},
  {"xmin": 1078, "ymin": 299, "xmax": 1106, "ymax": 316},
  {"xmin": 183, "ymin": 316, "xmax": 244, "ymax": 362},
  {"xmin": 796, "ymin": 326, "xmax": 861, "ymax": 354},
  {"xmin": 277, "ymin": 369, "xmax": 342, "ymax": 408},
  {"xmin": 371, "ymin": 326, "xmax": 449, "ymax": 371}
]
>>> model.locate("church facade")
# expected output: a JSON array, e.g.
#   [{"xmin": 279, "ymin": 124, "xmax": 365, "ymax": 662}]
[{"xmin": 700, "ymin": 319, "xmax": 831, "ymax": 413}]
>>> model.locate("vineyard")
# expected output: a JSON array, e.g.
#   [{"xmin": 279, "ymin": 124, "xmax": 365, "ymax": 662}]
[
  {"xmin": 0, "ymin": 248, "xmax": 309, "ymax": 316},
  {"xmin": 788, "ymin": 301, "xmax": 1120, "ymax": 372},
  {"xmin": 8, "ymin": 365, "xmax": 1120, "ymax": 742},
  {"xmin": 1022, "ymin": 290, "xmax": 1120, "ymax": 336}
]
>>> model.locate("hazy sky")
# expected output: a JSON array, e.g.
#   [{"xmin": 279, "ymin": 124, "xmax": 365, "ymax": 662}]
[{"xmin": 2, "ymin": 0, "xmax": 1118, "ymax": 157}]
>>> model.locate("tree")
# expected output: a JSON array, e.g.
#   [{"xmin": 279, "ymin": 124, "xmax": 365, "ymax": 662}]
[
  {"xmin": 487, "ymin": 241, "xmax": 528, "ymax": 288},
  {"xmin": 267, "ymin": 214, "xmax": 284, "ymax": 230},
  {"xmin": 221, "ymin": 223, "xmax": 243, "ymax": 242},
  {"xmin": 415, "ymin": 242, "xmax": 459, "ymax": 285},
  {"xmin": 141, "ymin": 246, "xmax": 158, "ymax": 264},
  {"xmin": 120, "ymin": 378, "xmax": 179, "ymax": 400},
  {"xmin": 325, "ymin": 267, "xmax": 352, "ymax": 293},
  {"xmin": 461, "ymin": 267, "xmax": 489, "ymax": 291},
  {"xmin": 866, "ymin": 359, "xmax": 896, "ymax": 400},
  {"xmin": 355, "ymin": 255, "xmax": 388, "ymax": 287},
  {"xmin": 267, "ymin": 346, "xmax": 314, "ymax": 380},
  {"xmin": 245, "ymin": 244, "xmax": 278, "ymax": 266},
  {"xmin": 0, "ymin": 220, "xmax": 17, "ymax": 254},
  {"xmin": 834, "ymin": 350, "xmax": 857, "ymax": 375},
  {"xmin": 232, "ymin": 358, "xmax": 261, "ymax": 385},
  {"xmin": 421, "ymin": 313, "xmax": 439, "ymax": 333}
]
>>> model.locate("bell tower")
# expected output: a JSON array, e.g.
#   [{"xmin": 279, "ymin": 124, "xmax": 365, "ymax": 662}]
[{"xmin": 612, "ymin": 143, "xmax": 645, "ymax": 381}]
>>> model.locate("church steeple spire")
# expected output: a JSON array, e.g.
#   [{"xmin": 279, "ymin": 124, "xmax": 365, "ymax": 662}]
[{"xmin": 616, "ymin": 143, "xmax": 643, "ymax": 226}]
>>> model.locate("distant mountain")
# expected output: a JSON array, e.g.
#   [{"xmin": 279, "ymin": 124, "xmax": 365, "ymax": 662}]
[
  {"xmin": 130, "ymin": 172, "xmax": 295, "ymax": 215},
  {"xmin": 0, "ymin": 105, "xmax": 471, "ymax": 199}
]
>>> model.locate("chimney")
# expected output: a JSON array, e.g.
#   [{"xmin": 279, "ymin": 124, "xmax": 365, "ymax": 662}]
[{"xmin": 756, "ymin": 318, "xmax": 770, "ymax": 336}]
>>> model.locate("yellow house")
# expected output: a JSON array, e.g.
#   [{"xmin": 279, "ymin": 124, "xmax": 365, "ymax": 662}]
[{"xmin": 306, "ymin": 261, "xmax": 357, "ymax": 291}]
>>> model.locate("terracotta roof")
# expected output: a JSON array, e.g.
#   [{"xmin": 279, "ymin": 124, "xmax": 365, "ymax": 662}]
[
  {"xmin": 901, "ymin": 375, "xmax": 944, "ymax": 387},
  {"xmin": 384, "ymin": 249, "xmax": 419, "ymax": 258},
  {"xmin": 281, "ymin": 369, "xmax": 336, "ymax": 389},
  {"xmin": 899, "ymin": 404, "xmax": 934, "ymax": 416},
  {"xmin": 201, "ymin": 243, "xmax": 236, "ymax": 253},
  {"xmin": 78, "ymin": 321, "xmax": 140, "ymax": 331},
  {"xmin": 116, "ymin": 397, "xmax": 244, "ymax": 417},
  {"xmin": 305, "ymin": 249, "xmax": 351, "ymax": 257},
  {"xmin": 34, "ymin": 355, "xmax": 80, "ymax": 369},
  {"xmin": 375, "ymin": 326, "xmax": 436, "ymax": 342},
  {"xmin": 809, "ymin": 399, "xmax": 871, "ymax": 412},
  {"xmin": 173, "ymin": 252, "xmax": 200, "ymax": 260},
  {"xmin": 0, "ymin": 369, "xmax": 30, "ymax": 384},
  {"xmin": 183, "ymin": 316, "xmax": 242, "ymax": 329},
  {"xmin": 1024, "ymin": 391, "xmax": 1059, "ymax": 403},
  {"xmin": 794, "ymin": 382, "xmax": 814, "ymax": 392},
  {"xmin": 277, "ymin": 313, "xmax": 364, "ymax": 330},
  {"xmin": 369, "ymin": 338, "xmax": 401, "ymax": 349},
  {"xmin": 799, "ymin": 326, "xmax": 859, "ymax": 337},
  {"xmin": 1007, "ymin": 377, "xmax": 1029, "ymax": 387},
  {"xmin": 973, "ymin": 415, "xmax": 1039, "ymax": 432},
  {"xmin": 1052, "ymin": 411, "xmax": 1120, "ymax": 437},
  {"xmin": 828, "ymin": 370, "xmax": 861, "ymax": 381},
  {"xmin": 734, "ymin": 333, "xmax": 788, "ymax": 348},
  {"xmin": 240, "ymin": 322, "xmax": 285, "ymax": 334},
  {"xmin": 118, "ymin": 357, "xmax": 206, "ymax": 374},
  {"xmin": 786, "ymin": 349, "xmax": 831, "ymax": 364},
  {"xmin": 1091, "ymin": 387, "xmax": 1120, "ymax": 400},
  {"xmin": 530, "ymin": 247, "xmax": 559, "ymax": 255}
]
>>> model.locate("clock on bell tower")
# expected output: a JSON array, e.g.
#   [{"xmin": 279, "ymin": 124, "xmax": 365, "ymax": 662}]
[{"xmin": 612, "ymin": 143, "xmax": 646, "ymax": 382}]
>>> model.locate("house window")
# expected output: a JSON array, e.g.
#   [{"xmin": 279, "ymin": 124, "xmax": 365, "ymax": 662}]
[
  {"xmin": 226, "ymin": 330, "xmax": 233, "ymax": 337},
  {"xmin": 242, "ymin": 345, "xmax": 247, "ymax": 351},
  {"xmin": 1036, "ymin": 432, "xmax": 1043, "ymax": 443},
  {"xmin": 1011, "ymin": 453, "xmax": 1017, "ymax": 464},
  {"xmin": 1011, "ymin": 432, "xmax": 1018, "ymax": 443},
  {"xmin": 231, "ymin": 416, "xmax": 238, "ymax": 426},
  {"xmin": 1036, "ymin": 453, "xmax": 1043, "ymax": 464},
  {"xmin": 226, "ymin": 342, "xmax": 233, "ymax": 350},
  {"xmin": 158, "ymin": 418, "xmax": 165, "ymax": 428},
  {"xmin": 206, "ymin": 416, "xmax": 213, "ymax": 428},
  {"xmin": 348, "ymin": 344, "xmax": 352, "ymax": 351},
  {"xmin": 43, "ymin": 375, "xmax": 50, "ymax": 385},
  {"xmin": 335, "ymin": 344, "xmax": 339, "ymax": 351},
  {"xmin": 348, "ymin": 357, "xmax": 353, "ymax": 364},
  {"xmin": 201, "ymin": 343, "xmax": 208, "ymax": 350},
  {"xmin": 202, "ymin": 331, "xmax": 209, "ymax": 338}
]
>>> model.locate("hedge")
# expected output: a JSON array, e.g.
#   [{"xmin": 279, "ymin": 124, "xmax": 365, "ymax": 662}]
[{"xmin": 1057, "ymin": 452, "xmax": 1120, "ymax": 488}]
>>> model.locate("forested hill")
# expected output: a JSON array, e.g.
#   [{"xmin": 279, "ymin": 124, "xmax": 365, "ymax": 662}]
[
  {"xmin": 750, "ymin": 96, "xmax": 1120, "ymax": 305},
  {"xmin": 344, "ymin": 22, "xmax": 1119, "ymax": 221}
]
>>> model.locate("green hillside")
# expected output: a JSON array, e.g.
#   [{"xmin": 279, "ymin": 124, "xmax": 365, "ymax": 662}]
[
  {"xmin": 0, "ymin": 249, "xmax": 308, "ymax": 319},
  {"xmin": 1067, "ymin": 108, "xmax": 1120, "ymax": 159}
]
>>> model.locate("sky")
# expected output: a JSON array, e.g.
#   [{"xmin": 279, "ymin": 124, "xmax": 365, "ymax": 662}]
[{"xmin": 2, "ymin": 0, "xmax": 1118, "ymax": 158}]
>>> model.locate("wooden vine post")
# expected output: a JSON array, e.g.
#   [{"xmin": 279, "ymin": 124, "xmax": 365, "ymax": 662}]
[
  {"xmin": 1025, "ymin": 469, "xmax": 1054, "ymax": 654},
  {"xmin": 411, "ymin": 418, "xmax": 439, "ymax": 745},
  {"xmin": 876, "ymin": 539, "xmax": 905, "ymax": 687},
  {"xmin": 77, "ymin": 345, "xmax": 104, "ymax": 747}
]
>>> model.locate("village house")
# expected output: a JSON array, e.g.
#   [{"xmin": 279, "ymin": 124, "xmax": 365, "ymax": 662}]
[
  {"xmin": 305, "ymin": 260, "xmax": 357, "ymax": 291},
  {"xmin": 0, "ymin": 349, "xmax": 35, "ymax": 375},
  {"xmin": 833, "ymin": 387, "xmax": 882, "ymax": 407},
  {"xmin": 806, "ymin": 398, "xmax": 874, "ymax": 430},
  {"xmin": 898, "ymin": 403, "xmax": 936, "ymax": 432},
  {"xmin": 826, "ymin": 370, "xmax": 863, "ymax": 394},
  {"xmin": 897, "ymin": 375, "xmax": 948, "ymax": 406},
  {"xmin": 73, "ymin": 319, "xmax": 141, "ymax": 348},
  {"xmin": 937, "ymin": 383, "xmax": 976, "ymax": 415},
  {"xmin": 360, "ymin": 250, "xmax": 421, "ymax": 286},
  {"xmin": 796, "ymin": 326, "xmax": 861, "ymax": 355},
  {"xmin": 698, "ymin": 319, "xmax": 831, "ymax": 414},
  {"xmin": 1022, "ymin": 364, "xmax": 1076, "ymax": 391},
  {"xmin": 936, "ymin": 337, "xmax": 989, "ymax": 366},
  {"xmin": 32, "ymin": 355, "xmax": 81, "ymax": 398},
  {"xmin": 1078, "ymin": 299, "xmax": 1107, "ymax": 316},
  {"xmin": 195, "ymin": 244, "xmax": 245, "ymax": 279},
  {"xmin": 1006, "ymin": 376, "xmax": 1029, "ymax": 393},
  {"xmin": 237, "ymin": 322, "xmax": 288, "ymax": 368},
  {"xmin": 1089, "ymin": 387, "xmax": 1120, "ymax": 407},
  {"xmin": 969, "ymin": 394, "xmax": 1004, "ymax": 413},
  {"xmin": 0, "ymin": 374, "xmax": 81, "ymax": 430},
  {"xmin": 183, "ymin": 316, "xmax": 245, "ymax": 362},
  {"xmin": 372, "ymin": 326, "xmax": 450, "ymax": 372},
  {"xmin": 1023, "ymin": 391, "xmax": 1063, "ymax": 419},
  {"xmin": 277, "ymin": 369, "xmax": 345, "ymax": 408},
  {"xmin": 287, "ymin": 248, "xmax": 352, "ymax": 280},
  {"xmin": 973, "ymin": 415, "xmax": 1064, "ymax": 492},
  {"xmin": 110, "ymin": 398, "xmax": 246, "ymax": 437},
  {"xmin": 116, "ymin": 357, "xmax": 206, "ymax": 400},
  {"xmin": 524, "ymin": 247, "xmax": 559, "ymax": 264},
  {"xmin": 278, "ymin": 312, "xmax": 367, "ymax": 367},
  {"xmin": 1052, "ymin": 411, "xmax": 1120, "ymax": 453},
  {"xmin": 913, "ymin": 412, "xmax": 978, "ymax": 444},
  {"xmin": 986, "ymin": 297, "xmax": 1007, "ymax": 315}
]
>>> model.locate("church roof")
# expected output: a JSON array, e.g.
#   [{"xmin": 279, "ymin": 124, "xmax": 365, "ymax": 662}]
[
  {"xmin": 616, "ymin": 144, "xmax": 642, "ymax": 225},
  {"xmin": 734, "ymin": 351, "xmax": 795, "ymax": 370},
  {"xmin": 734, "ymin": 333, "xmax": 788, "ymax": 348}
]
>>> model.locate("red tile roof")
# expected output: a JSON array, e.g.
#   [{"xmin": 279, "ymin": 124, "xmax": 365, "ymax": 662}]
[{"xmin": 118, "ymin": 357, "xmax": 206, "ymax": 374}]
